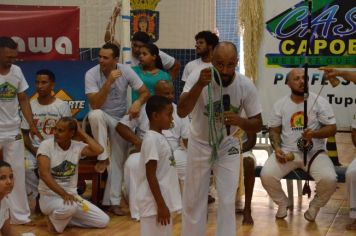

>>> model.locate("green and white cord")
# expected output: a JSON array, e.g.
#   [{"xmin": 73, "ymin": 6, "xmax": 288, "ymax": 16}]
[{"xmin": 208, "ymin": 67, "xmax": 224, "ymax": 163}]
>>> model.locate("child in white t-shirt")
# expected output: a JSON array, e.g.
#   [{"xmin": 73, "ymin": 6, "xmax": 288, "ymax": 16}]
[
  {"xmin": 137, "ymin": 95, "xmax": 182, "ymax": 236},
  {"xmin": 0, "ymin": 160, "xmax": 14, "ymax": 236}
]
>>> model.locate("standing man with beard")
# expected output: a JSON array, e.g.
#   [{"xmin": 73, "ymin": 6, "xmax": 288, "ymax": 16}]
[
  {"xmin": 181, "ymin": 31, "xmax": 219, "ymax": 83},
  {"xmin": 178, "ymin": 42, "xmax": 262, "ymax": 236},
  {"xmin": 0, "ymin": 36, "xmax": 42, "ymax": 224},
  {"xmin": 261, "ymin": 68, "xmax": 337, "ymax": 222},
  {"xmin": 21, "ymin": 69, "xmax": 71, "ymax": 210}
]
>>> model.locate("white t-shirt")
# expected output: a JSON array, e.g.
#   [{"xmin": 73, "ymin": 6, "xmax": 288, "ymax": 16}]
[
  {"xmin": 268, "ymin": 93, "xmax": 336, "ymax": 154},
  {"xmin": 137, "ymin": 130, "xmax": 181, "ymax": 217},
  {"xmin": 119, "ymin": 103, "xmax": 189, "ymax": 150},
  {"xmin": 181, "ymin": 58, "xmax": 211, "ymax": 82},
  {"xmin": 131, "ymin": 50, "xmax": 175, "ymax": 71},
  {"xmin": 0, "ymin": 197, "xmax": 9, "ymax": 229},
  {"xmin": 182, "ymin": 71, "xmax": 261, "ymax": 144},
  {"xmin": 0, "ymin": 64, "xmax": 29, "ymax": 140},
  {"xmin": 85, "ymin": 63, "xmax": 143, "ymax": 120},
  {"xmin": 21, "ymin": 98, "xmax": 71, "ymax": 168},
  {"xmin": 37, "ymin": 138, "xmax": 87, "ymax": 195}
]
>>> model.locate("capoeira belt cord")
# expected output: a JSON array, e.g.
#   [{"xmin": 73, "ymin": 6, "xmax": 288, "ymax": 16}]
[
  {"xmin": 207, "ymin": 67, "xmax": 224, "ymax": 163},
  {"xmin": 302, "ymin": 149, "xmax": 325, "ymax": 198},
  {"xmin": 75, "ymin": 195, "xmax": 89, "ymax": 213}
]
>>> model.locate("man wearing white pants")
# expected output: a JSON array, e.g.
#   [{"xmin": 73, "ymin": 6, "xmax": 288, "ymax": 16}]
[
  {"xmin": 85, "ymin": 42, "xmax": 149, "ymax": 215},
  {"xmin": 178, "ymin": 42, "xmax": 262, "ymax": 236},
  {"xmin": 0, "ymin": 36, "xmax": 42, "ymax": 224},
  {"xmin": 346, "ymin": 116, "xmax": 356, "ymax": 230},
  {"xmin": 117, "ymin": 80, "xmax": 189, "ymax": 220},
  {"xmin": 261, "ymin": 68, "xmax": 337, "ymax": 222}
]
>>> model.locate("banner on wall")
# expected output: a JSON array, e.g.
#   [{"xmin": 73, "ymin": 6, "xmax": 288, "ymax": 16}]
[
  {"xmin": 0, "ymin": 5, "xmax": 79, "ymax": 61},
  {"xmin": 17, "ymin": 61, "xmax": 96, "ymax": 120},
  {"xmin": 257, "ymin": 0, "xmax": 356, "ymax": 130},
  {"xmin": 130, "ymin": 0, "xmax": 161, "ymax": 42}
]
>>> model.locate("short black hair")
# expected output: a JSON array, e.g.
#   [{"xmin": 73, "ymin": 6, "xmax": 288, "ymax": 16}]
[
  {"xmin": 132, "ymin": 31, "xmax": 151, "ymax": 44},
  {"xmin": 195, "ymin": 31, "xmax": 219, "ymax": 49},
  {"xmin": 0, "ymin": 160, "xmax": 11, "ymax": 169},
  {"xmin": 102, "ymin": 42, "xmax": 120, "ymax": 58},
  {"xmin": 36, "ymin": 69, "xmax": 56, "ymax": 82},
  {"xmin": 145, "ymin": 95, "xmax": 171, "ymax": 120},
  {"xmin": 58, "ymin": 117, "xmax": 77, "ymax": 133},
  {"xmin": 0, "ymin": 36, "xmax": 17, "ymax": 49}
]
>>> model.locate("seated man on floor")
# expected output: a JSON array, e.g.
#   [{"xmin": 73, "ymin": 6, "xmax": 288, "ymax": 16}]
[
  {"xmin": 261, "ymin": 68, "xmax": 337, "ymax": 222},
  {"xmin": 116, "ymin": 80, "xmax": 189, "ymax": 221},
  {"xmin": 37, "ymin": 117, "xmax": 109, "ymax": 233}
]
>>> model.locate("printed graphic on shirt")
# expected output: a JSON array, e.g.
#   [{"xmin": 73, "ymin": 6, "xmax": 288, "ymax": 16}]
[
  {"xmin": 203, "ymin": 100, "xmax": 241, "ymax": 122},
  {"xmin": 0, "ymin": 82, "xmax": 17, "ymax": 101},
  {"xmin": 51, "ymin": 160, "xmax": 76, "ymax": 179},
  {"xmin": 290, "ymin": 111, "xmax": 304, "ymax": 131},
  {"xmin": 228, "ymin": 146, "xmax": 239, "ymax": 155}
]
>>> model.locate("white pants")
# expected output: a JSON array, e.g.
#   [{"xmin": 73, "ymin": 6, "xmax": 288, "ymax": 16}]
[
  {"xmin": 39, "ymin": 194, "xmax": 109, "ymax": 233},
  {"xmin": 88, "ymin": 109, "xmax": 128, "ymax": 206},
  {"xmin": 182, "ymin": 137, "xmax": 240, "ymax": 236},
  {"xmin": 140, "ymin": 215, "xmax": 172, "ymax": 236},
  {"xmin": 261, "ymin": 151, "xmax": 337, "ymax": 209},
  {"xmin": 124, "ymin": 149, "xmax": 186, "ymax": 220},
  {"xmin": 346, "ymin": 158, "xmax": 356, "ymax": 218},
  {"xmin": 0, "ymin": 138, "xmax": 31, "ymax": 224}
]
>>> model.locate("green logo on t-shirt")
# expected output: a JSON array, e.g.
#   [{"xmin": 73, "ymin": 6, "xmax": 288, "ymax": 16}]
[
  {"xmin": 51, "ymin": 160, "xmax": 76, "ymax": 179},
  {"xmin": 0, "ymin": 82, "xmax": 17, "ymax": 101}
]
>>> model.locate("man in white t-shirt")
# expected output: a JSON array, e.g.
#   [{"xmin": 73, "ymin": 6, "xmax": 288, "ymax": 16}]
[
  {"xmin": 181, "ymin": 30, "xmax": 219, "ymax": 83},
  {"xmin": 178, "ymin": 42, "xmax": 262, "ymax": 236},
  {"xmin": 21, "ymin": 69, "xmax": 71, "ymax": 208},
  {"xmin": 85, "ymin": 42, "xmax": 149, "ymax": 215},
  {"xmin": 37, "ymin": 117, "xmax": 109, "ymax": 233},
  {"xmin": 117, "ymin": 80, "xmax": 189, "ymax": 220},
  {"xmin": 261, "ymin": 68, "xmax": 337, "ymax": 222},
  {"xmin": 0, "ymin": 36, "xmax": 42, "ymax": 224}
]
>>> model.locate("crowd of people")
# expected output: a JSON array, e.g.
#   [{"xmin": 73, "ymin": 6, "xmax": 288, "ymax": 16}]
[{"xmin": 0, "ymin": 19, "xmax": 355, "ymax": 236}]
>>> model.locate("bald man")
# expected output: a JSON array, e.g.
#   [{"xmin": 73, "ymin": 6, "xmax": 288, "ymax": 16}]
[
  {"xmin": 178, "ymin": 42, "xmax": 262, "ymax": 236},
  {"xmin": 116, "ymin": 80, "xmax": 189, "ymax": 221},
  {"xmin": 261, "ymin": 68, "xmax": 337, "ymax": 222}
]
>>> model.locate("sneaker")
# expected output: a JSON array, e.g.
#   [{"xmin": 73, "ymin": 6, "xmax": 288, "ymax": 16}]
[
  {"xmin": 276, "ymin": 205, "xmax": 288, "ymax": 219},
  {"xmin": 304, "ymin": 205, "xmax": 320, "ymax": 222}
]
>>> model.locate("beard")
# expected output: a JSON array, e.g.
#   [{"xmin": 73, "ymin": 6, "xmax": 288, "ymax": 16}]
[
  {"xmin": 214, "ymin": 71, "xmax": 235, "ymax": 87},
  {"xmin": 291, "ymin": 88, "xmax": 304, "ymax": 97}
]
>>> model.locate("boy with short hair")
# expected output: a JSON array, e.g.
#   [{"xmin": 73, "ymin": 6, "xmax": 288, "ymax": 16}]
[{"xmin": 137, "ymin": 95, "xmax": 182, "ymax": 236}]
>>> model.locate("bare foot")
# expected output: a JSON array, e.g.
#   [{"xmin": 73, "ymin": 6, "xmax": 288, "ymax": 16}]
[
  {"xmin": 45, "ymin": 215, "xmax": 57, "ymax": 233},
  {"xmin": 346, "ymin": 220, "xmax": 356, "ymax": 230},
  {"xmin": 95, "ymin": 159, "xmax": 109, "ymax": 173},
  {"xmin": 242, "ymin": 209, "xmax": 254, "ymax": 225}
]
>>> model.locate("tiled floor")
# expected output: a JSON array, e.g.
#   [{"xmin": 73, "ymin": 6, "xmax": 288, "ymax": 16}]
[{"xmin": 14, "ymin": 133, "xmax": 356, "ymax": 235}]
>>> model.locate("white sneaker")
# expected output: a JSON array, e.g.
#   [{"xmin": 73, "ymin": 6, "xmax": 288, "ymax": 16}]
[
  {"xmin": 276, "ymin": 205, "xmax": 288, "ymax": 219},
  {"xmin": 304, "ymin": 205, "xmax": 320, "ymax": 222}
]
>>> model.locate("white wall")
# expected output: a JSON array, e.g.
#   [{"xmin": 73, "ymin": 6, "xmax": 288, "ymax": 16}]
[{"xmin": 2, "ymin": 0, "xmax": 215, "ymax": 49}]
